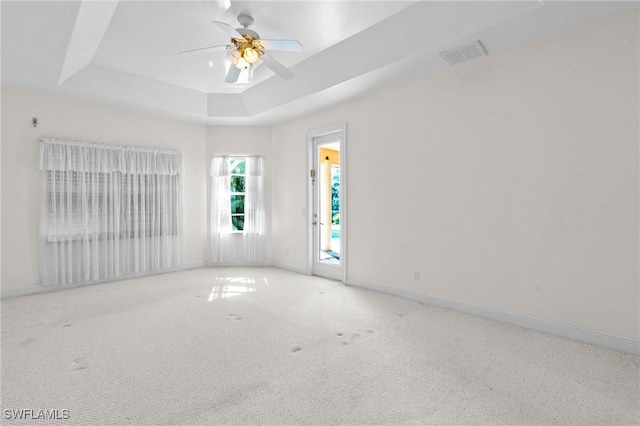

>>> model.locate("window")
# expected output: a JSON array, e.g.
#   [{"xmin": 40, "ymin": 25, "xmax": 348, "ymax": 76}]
[
  {"xmin": 43, "ymin": 171, "xmax": 180, "ymax": 241},
  {"xmin": 210, "ymin": 156, "xmax": 266, "ymax": 264},
  {"xmin": 38, "ymin": 138, "xmax": 183, "ymax": 286},
  {"xmin": 229, "ymin": 158, "xmax": 246, "ymax": 231}
]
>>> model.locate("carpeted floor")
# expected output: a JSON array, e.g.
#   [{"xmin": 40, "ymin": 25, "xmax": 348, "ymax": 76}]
[{"xmin": 1, "ymin": 267, "xmax": 638, "ymax": 425}]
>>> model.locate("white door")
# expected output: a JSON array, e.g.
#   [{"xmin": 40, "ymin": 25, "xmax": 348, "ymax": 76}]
[{"xmin": 308, "ymin": 125, "xmax": 346, "ymax": 281}]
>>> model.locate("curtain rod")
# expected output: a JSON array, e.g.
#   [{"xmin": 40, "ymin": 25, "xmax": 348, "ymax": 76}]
[{"xmin": 40, "ymin": 137, "xmax": 181, "ymax": 155}]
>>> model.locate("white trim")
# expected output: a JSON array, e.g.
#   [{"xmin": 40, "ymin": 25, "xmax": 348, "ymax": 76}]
[
  {"xmin": 306, "ymin": 130, "xmax": 315, "ymax": 276},
  {"xmin": 177, "ymin": 261, "xmax": 208, "ymax": 270},
  {"xmin": 1, "ymin": 262, "xmax": 207, "ymax": 299},
  {"xmin": 339, "ymin": 123, "xmax": 348, "ymax": 284},
  {"xmin": 306, "ymin": 122, "xmax": 348, "ymax": 282},
  {"xmin": 1, "ymin": 283, "xmax": 50, "ymax": 299},
  {"xmin": 207, "ymin": 261, "xmax": 271, "ymax": 267},
  {"xmin": 272, "ymin": 261, "xmax": 309, "ymax": 276},
  {"xmin": 346, "ymin": 277, "xmax": 640, "ymax": 355}
]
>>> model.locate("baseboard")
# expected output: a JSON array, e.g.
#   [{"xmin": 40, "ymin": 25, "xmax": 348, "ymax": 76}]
[
  {"xmin": 271, "ymin": 261, "xmax": 309, "ymax": 276},
  {"xmin": 1, "ymin": 261, "xmax": 207, "ymax": 299},
  {"xmin": 346, "ymin": 278, "xmax": 640, "ymax": 355},
  {"xmin": 1, "ymin": 282, "xmax": 50, "ymax": 299},
  {"xmin": 206, "ymin": 261, "xmax": 272, "ymax": 267},
  {"xmin": 180, "ymin": 261, "xmax": 207, "ymax": 270}
]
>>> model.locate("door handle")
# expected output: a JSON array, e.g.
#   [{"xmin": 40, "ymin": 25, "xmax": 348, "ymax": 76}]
[{"xmin": 312, "ymin": 221, "xmax": 317, "ymax": 225}]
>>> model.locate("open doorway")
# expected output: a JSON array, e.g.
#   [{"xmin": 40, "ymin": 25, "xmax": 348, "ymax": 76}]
[{"xmin": 308, "ymin": 124, "xmax": 346, "ymax": 282}]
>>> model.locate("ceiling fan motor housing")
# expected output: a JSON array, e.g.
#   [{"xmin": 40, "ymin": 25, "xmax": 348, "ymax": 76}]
[{"xmin": 237, "ymin": 14, "xmax": 254, "ymax": 28}]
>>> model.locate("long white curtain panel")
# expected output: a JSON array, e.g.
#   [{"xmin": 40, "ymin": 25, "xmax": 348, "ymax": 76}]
[
  {"xmin": 210, "ymin": 156, "xmax": 266, "ymax": 264},
  {"xmin": 38, "ymin": 138, "xmax": 183, "ymax": 285}
]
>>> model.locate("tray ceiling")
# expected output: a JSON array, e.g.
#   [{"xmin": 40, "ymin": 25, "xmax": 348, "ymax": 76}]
[{"xmin": 2, "ymin": 1, "xmax": 637, "ymax": 125}]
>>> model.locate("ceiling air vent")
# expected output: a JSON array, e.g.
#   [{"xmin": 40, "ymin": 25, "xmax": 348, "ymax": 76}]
[{"xmin": 439, "ymin": 41, "xmax": 488, "ymax": 66}]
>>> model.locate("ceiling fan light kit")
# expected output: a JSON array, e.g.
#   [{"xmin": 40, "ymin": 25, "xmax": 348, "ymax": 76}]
[{"xmin": 180, "ymin": 13, "xmax": 302, "ymax": 84}]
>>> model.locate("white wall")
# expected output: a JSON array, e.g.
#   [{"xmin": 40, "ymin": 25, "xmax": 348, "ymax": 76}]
[
  {"xmin": 0, "ymin": 87, "xmax": 208, "ymax": 290},
  {"xmin": 270, "ymin": 10, "xmax": 639, "ymax": 340},
  {"xmin": 206, "ymin": 126, "xmax": 272, "ymax": 264},
  {"xmin": 0, "ymin": 9, "xmax": 637, "ymax": 345}
]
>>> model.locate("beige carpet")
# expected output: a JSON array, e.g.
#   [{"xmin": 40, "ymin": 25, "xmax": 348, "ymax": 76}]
[{"xmin": 1, "ymin": 267, "xmax": 638, "ymax": 425}]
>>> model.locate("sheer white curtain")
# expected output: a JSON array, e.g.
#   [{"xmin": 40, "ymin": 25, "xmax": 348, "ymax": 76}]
[
  {"xmin": 243, "ymin": 157, "xmax": 266, "ymax": 262},
  {"xmin": 38, "ymin": 138, "xmax": 183, "ymax": 286},
  {"xmin": 210, "ymin": 156, "xmax": 266, "ymax": 264},
  {"xmin": 210, "ymin": 157, "xmax": 234, "ymax": 263}
]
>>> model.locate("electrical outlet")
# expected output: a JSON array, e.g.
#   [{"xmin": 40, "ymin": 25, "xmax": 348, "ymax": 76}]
[{"xmin": 414, "ymin": 271, "xmax": 420, "ymax": 280}]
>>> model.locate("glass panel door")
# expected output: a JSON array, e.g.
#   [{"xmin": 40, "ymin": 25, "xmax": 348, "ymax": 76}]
[
  {"xmin": 317, "ymin": 149, "xmax": 340, "ymax": 265},
  {"xmin": 312, "ymin": 136, "xmax": 343, "ymax": 281}
]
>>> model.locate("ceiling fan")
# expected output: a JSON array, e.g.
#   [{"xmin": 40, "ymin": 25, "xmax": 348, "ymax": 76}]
[{"xmin": 180, "ymin": 14, "xmax": 303, "ymax": 83}]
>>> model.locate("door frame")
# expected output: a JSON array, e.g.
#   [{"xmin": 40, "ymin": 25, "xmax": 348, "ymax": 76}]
[{"xmin": 306, "ymin": 123, "xmax": 347, "ymax": 282}]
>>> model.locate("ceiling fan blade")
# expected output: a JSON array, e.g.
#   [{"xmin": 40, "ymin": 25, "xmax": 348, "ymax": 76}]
[
  {"xmin": 215, "ymin": 0, "xmax": 231, "ymax": 10},
  {"xmin": 225, "ymin": 65, "xmax": 241, "ymax": 83},
  {"xmin": 212, "ymin": 21, "xmax": 245, "ymax": 40},
  {"xmin": 179, "ymin": 44, "xmax": 228, "ymax": 55},
  {"xmin": 261, "ymin": 52, "xmax": 294, "ymax": 80},
  {"xmin": 259, "ymin": 39, "xmax": 303, "ymax": 52}
]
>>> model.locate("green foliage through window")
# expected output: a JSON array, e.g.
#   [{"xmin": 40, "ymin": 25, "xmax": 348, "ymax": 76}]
[
  {"xmin": 331, "ymin": 165, "xmax": 340, "ymax": 225},
  {"xmin": 230, "ymin": 159, "xmax": 246, "ymax": 231}
]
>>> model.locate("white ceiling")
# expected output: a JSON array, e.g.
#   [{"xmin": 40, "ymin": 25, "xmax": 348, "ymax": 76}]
[{"xmin": 2, "ymin": 1, "xmax": 637, "ymax": 126}]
